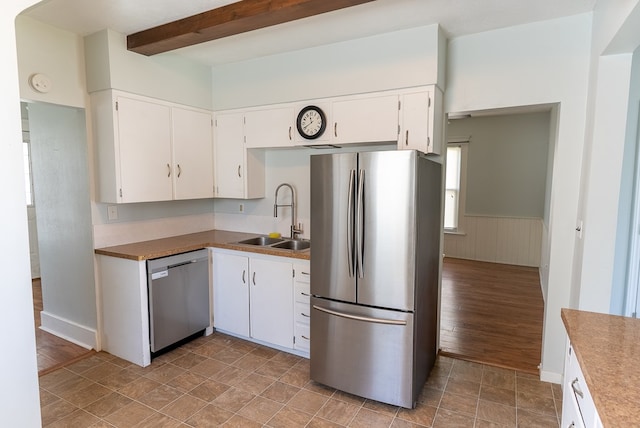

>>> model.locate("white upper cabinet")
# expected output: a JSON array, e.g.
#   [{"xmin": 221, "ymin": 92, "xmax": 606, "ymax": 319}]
[
  {"xmin": 91, "ymin": 90, "xmax": 214, "ymax": 204},
  {"xmin": 116, "ymin": 95, "xmax": 173, "ymax": 203},
  {"xmin": 213, "ymin": 111, "xmax": 245, "ymax": 199},
  {"xmin": 172, "ymin": 107, "xmax": 214, "ymax": 200},
  {"xmin": 244, "ymin": 106, "xmax": 295, "ymax": 148},
  {"xmin": 213, "ymin": 111, "xmax": 265, "ymax": 199},
  {"xmin": 398, "ymin": 85, "xmax": 443, "ymax": 155},
  {"xmin": 331, "ymin": 93, "xmax": 399, "ymax": 145}
]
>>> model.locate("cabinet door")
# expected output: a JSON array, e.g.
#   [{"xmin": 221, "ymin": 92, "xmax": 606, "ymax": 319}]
[
  {"xmin": 332, "ymin": 94, "xmax": 399, "ymax": 144},
  {"xmin": 399, "ymin": 91, "xmax": 431, "ymax": 153},
  {"xmin": 172, "ymin": 108, "xmax": 214, "ymax": 200},
  {"xmin": 214, "ymin": 111, "xmax": 245, "ymax": 198},
  {"xmin": 213, "ymin": 252, "xmax": 250, "ymax": 337},
  {"xmin": 398, "ymin": 88, "xmax": 442, "ymax": 155},
  {"xmin": 245, "ymin": 107, "xmax": 294, "ymax": 148},
  {"xmin": 250, "ymin": 258, "xmax": 294, "ymax": 348},
  {"xmin": 116, "ymin": 96, "xmax": 173, "ymax": 203}
]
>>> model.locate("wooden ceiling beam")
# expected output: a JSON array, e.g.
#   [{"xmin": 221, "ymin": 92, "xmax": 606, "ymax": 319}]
[{"xmin": 127, "ymin": 0, "xmax": 375, "ymax": 56}]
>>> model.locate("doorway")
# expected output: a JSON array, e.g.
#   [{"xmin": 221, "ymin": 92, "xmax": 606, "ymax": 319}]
[{"xmin": 440, "ymin": 106, "xmax": 556, "ymax": 373}]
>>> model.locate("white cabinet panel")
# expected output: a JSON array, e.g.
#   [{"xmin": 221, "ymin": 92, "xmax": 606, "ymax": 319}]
[
  {"xmin": 398, "ymin": 86, "xmax": 443, "ymax": 155},
  {"xmin": 116, "ymin": 96, "xmax": 173, "ymax": 203},
  {"xmin": 332, "ymin": 94, "xmax": 399, "ymax": 144},
  {"xmin": 213, "ymin": 251, "xmax": 250, "ymax": 337},
  {"xmin": 212, "ymin": 249, "xmax": 295, "ymax": 351},
  {"xmin": 250, "ymin": 257, "xmax": 293, "ymax": 348},
  {"xmin": 213, "ymin": 111, "xmax": 265, "ymax": 199},
  {"xmin": 172, "ymin": 107, "xmax": 214, "ymax": 200},
  {"xmin": 245, "ymin": 107, "xmax": 294, "ymax": 148},
  {"xmin": 562, "ymin": 343, "xmax": 603, "ymax": 428},
  {"xmin": 293, "ymin": 261, "xmax": 310, "ymax": 355}
]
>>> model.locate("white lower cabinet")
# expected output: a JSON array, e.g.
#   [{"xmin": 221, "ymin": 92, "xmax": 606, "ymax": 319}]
[
  {"xmin": 212, "ymin": 249, "xmax": 296, "ymax": 351},
  {"xmin": 562, "ymin": 343, "xmax": 603, "ymax": 428},
  {"xmin": 293, "ymin": 261, "xmax": 311, "ymax": 355}
]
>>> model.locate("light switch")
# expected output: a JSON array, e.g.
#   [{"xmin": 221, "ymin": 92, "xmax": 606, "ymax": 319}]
[{"xmin": 107, "ymin": 205, "xmax": 118, "ymax": 220}]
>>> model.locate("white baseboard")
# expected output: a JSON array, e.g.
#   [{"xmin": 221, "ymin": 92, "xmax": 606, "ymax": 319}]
[
  {"xmin": 539, "ymin": 369, "xmax": 562, "ymax": 384},
  {"xmin": 40, "ymin": 311, "xmax": 96, "ymax": 350}
]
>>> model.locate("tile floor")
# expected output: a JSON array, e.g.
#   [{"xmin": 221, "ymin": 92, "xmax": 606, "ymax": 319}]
[{"xmin": 39, "ymin": 332, "xmax": 562, "ymax": 427}]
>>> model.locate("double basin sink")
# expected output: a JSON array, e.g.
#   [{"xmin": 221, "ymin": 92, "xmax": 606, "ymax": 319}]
[{"xmin": 236, "ymin": 236, "xmax": 310, "ymax": 251}]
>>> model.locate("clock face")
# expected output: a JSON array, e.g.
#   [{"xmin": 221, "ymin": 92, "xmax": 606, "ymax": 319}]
[{"xmin": 297, "ymin": 106, "xmax": 326, "ymax": 140}]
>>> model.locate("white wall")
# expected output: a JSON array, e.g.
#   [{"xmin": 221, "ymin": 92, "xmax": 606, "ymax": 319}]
[
  {"xmin": 448, "ymin": 113, "xmax": 550, "ymax": 217},
  {"xmin": 573, "ymin": 0, "xmax": 640, "ymax": 317},
  {"xmin": 1, "ymin": 1, "xmax": 43, "ymax": 425},
  {"xmin": 15, "ymin": 15, "xmax": 86, "ymax": 108},
  {"xmin": 84, "ymin": 29, "xmax": 213, "ymax": 110},
  {"xmin": 446, "ymin": 14, "xmax": 592, "ymax": 381},
  {"xmin": 611, "ymin": 46, "xmax": 640, "ymax": 314},
  {"xmin": 211, "ymin": 24, "xmax": 445, "ymax": 110},
  {"xmin": 29, "ymin": 102, "xmax": 97, "ymax": 348}
]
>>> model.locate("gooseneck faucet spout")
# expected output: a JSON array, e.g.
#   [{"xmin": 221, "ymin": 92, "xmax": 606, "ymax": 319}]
[{"xmin": 274, "ymin": 183, "xmax": 303, "ymax": 239}]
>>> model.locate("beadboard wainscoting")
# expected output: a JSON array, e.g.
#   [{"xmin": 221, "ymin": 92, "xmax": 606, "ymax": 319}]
[{"xmin": 444, "ymin": 216, "xmax": 543, "ymax": 267}]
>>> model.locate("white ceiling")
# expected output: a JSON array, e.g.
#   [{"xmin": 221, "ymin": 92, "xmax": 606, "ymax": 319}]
[{"xmin": 21, "ymin": 0, "xmax": 596, "ymax": 66}]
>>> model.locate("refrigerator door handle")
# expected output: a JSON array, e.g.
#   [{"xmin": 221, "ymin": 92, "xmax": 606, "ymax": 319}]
[
  {"xmin": 347, "ymin": 169, "xmax": 356, "ymax": 277},
  {"xmin": 313, "ymin": 304, "xmax": 407, "ymax": 326},
  {"xmin": 356, "ymin": 169, "xmax": 365, "ymax": 278}
]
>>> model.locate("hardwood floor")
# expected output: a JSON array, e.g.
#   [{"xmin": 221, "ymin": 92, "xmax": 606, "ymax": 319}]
[
  {"xmin": 32, "ymin": 279, "xmax": 94, "ymax": 376},
  {"xmin": 440, "ymin": 257, "xmax": 544, "ymax": 374}
]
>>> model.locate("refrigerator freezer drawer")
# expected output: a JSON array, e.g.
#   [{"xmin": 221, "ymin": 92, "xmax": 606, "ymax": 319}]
[{"xmin": 310, "ymin": 298, "xmax": 416, "ymax": 408}]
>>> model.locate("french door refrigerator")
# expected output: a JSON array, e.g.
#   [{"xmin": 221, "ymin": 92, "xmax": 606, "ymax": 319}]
[{"xmin": 310, "ymin": 149, "xmax": 442, "ymax": 409}]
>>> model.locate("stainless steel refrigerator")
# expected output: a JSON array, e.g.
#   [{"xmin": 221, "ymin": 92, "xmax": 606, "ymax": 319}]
[{"xmin": 310, "ymin": 149, "xmax": 442, "ymax": 409}]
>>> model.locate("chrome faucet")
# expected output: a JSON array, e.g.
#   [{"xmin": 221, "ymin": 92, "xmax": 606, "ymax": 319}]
[{"xmin": 274, "ymin": 183, "xmax": 303, "ymax": 239}]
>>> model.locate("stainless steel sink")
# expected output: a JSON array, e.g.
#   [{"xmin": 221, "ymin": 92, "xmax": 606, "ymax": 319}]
[
  {"xmin": 237, "ymin": 236, "xmax": 284, "ymax": 246},
  {"xmin": 272, "ymin": 240, "xmax": 311, "ymax": 251}
]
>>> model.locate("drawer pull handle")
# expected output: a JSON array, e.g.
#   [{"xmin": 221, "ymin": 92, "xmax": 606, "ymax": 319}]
[
  {"xmin": 301, "ymin": 271, "xmax": 310, "ymax": 276},
  {"xmin": 301, "ymin": 335, "xmax": 310, "ymax": 340},
  {"xmin": 252, "ymin": 272, "xmax": 256, "ymax": 285},
  {"xmin": 242, "ymin": 270, "xmax": 246, "ymax": 284},
  {"xmin": 301, "ymin": 292, "xmax": 310, "ymax": 297},
  {"xmin": 567, "ymin": 422, "xmax": 575, "ymax": 428},
  {"xmin": 571, "ymin": 378, "xmax": 584, "ymax": 399},
  {"xmin": 301, "ymin": 312, "xmax": 310, "ymax": 317}
]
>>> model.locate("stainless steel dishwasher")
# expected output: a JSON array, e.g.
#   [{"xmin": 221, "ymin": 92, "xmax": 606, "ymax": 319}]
[{"xmin": 147, "ymin": 249, "xmax": 210, "ymax": 355}]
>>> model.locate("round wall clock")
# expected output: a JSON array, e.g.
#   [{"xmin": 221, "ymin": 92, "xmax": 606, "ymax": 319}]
[{"xmin": 296, "ymin": 105, "xmax": 326, "ymax": 140}]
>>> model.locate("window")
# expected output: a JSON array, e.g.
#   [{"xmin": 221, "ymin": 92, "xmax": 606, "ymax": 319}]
[
  {"xmin": 444, "ymin": 140, "xmax": 468, "ymax": 232},
  {"xmin": 444, "ymin": 145, "xmax": 461, "ymax": 230}
]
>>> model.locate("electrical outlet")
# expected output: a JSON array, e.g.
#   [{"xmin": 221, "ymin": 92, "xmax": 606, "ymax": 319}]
[
  {"xmin": 107, "ymin": 205, "xmax": 118, "ymax": 220},
  {"xmin": 239, "ymin": 203, "xmax": 244, "ymax": 213}
]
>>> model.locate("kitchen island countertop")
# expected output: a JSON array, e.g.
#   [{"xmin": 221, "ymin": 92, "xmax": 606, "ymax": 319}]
[
  {"xmin": 561, "ymin": 308, "xmax": 640, "ymax": 427},
  {"xmin": 94, "ymin": 229, "xmax": 311, "ymax": 261}
]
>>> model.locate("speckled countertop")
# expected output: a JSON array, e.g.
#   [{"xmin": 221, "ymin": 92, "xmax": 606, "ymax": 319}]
[
  {"xmin": 94, "ymin": 229, "xmax": 311, "ymax": 261},
  {"xmin": 561, "ymin": 308, "xmax": 640, "ymax": 426}
]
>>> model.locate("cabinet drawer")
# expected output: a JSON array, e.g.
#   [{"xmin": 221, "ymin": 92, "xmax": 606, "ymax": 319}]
[
  {"xmin": 564, "ymin": 345, "xmax": 598, "ymax": 428},
  {"xmin": 294, "ymin": 266, "xmax": 310, "ymax": 284},
  {"xmin": 295, "ymin": 323, "xmax": 310, "ymax": 351},
  {"xmin": 294, "ymin": 282, "xmax": 310, "ymax": 304},
  {"xmin": 295, "ymin": 301, "xmax": 311, "ymax": 324}
]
